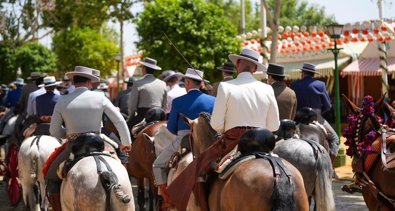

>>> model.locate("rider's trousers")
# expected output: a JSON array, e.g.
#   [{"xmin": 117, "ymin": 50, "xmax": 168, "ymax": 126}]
[{"xmin": 152, "ymin": 129, "xmax": 189, "ymax": 185}]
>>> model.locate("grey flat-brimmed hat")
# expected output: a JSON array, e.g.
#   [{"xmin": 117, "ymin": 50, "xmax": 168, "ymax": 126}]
[
  {"xmin": 27, "ymin": 72, "xmax": 47, "ymax": 80},
  {"xmin": 217, "ymin": 62, "xmax": 236, "ymax": 73},
  {"xmin": 139, "ymin": 57, "xmax": 161, "ymax": 70},
  {"xmin": 97, "ymin": 83, "xmax": 109, "ymax": 90},
  {"xmin": 229, "ymin": 48, "xmax": 266, "ymax": 72},
  {"xmin": 39, "ymin": 76, "xmax": 62, "ymax": 88},
  {"xmin": 267, "ymin": 64, "xmax": 287, "ymax": 77},
  {"xmin": 161, "ymin": 70, "xmax": 184, "ymax": 82},
  {"xmin": 65, "ymin": 66, "xmax": 100, "ymax": 83},
  {"xmin": 184, "ymin": 68, "xmax": 204, "ymax": 81},
  {"xmin": 300, "ymin": 63, "xmax": 320, "ymax": 74}
]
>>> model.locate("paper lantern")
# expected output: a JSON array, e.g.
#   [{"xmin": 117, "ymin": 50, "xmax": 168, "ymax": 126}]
[
  {"xmin": 386, "ymin": 36, "xmax": 392, "ymax": 41},
  {"xmin": 351, "ymin": 37, "xmax": 359, "ymax": 42},
  {"xmin": 283, "ymin": 32, "xmax": 289, "ymax": 39},
  {"xmin": 303, "ymin": 32, "xmax": 309, "ymax": 37},
  {"xmin": 289, "ymin": 32, "xmax": 295, "ymax": 39},
  {"xmin": 373, "ymin": 28, "xmax": 379, "ymax": 34},
  {"xmin": 378, "ymin": 36, "xmax": 385, "ymax": 42},
  {"xmin": 381, "ymin": 25, "xmax": 388, "ymax": 31},
  {"xmin": 362, "ymin": 29, "xmax": 369, "ymax": 35},
  {"xmin": 352, "ymin": 28, "xmax": 359, "ymax": 34},
  {"xmin": 343, "ymin": 30, "xmax": 350, "ymax": 37},
  {"xmin": 318, "ymin": 31, "xmax": 325, "ymax": 37},
  {"xmin": 336, "ymin": 39, "xmax": 343, "ymax": 45},
  {"xmin": 368, "ymin": 37, "xmax": 375, "ymax": 42}
]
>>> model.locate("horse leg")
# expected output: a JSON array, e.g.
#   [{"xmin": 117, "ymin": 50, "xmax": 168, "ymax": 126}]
[
  {"xmin": 148, "ymin": 180, "xmax": 154, "ymax": 211},
  {"xmin": 137, "ymin": 178, "xmax": 146, "ymax": 211}
]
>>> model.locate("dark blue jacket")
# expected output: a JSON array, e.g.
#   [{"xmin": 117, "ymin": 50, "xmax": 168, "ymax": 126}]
[
  {"xmin": 4, "ymin": 87, "xmax": 22, "ymax": 108},
  {"xmin": 167, "ymin": 89, "xmax": 215, "ymax": 135},
  {"xmin": 290, "ymin": 76, "xmax": 331, "ymax": 112},
  {"xmin": 36, "ymin": 91, "xmax": 60, "ymax": 117}
]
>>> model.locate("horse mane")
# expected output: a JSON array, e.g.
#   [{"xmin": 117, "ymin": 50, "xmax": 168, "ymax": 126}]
[{"xmin": 199, "ymin": 112, "xmax": 211, "ymax": 122}]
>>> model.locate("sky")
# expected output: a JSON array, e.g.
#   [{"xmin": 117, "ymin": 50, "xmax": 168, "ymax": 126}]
[{"xmin": 39, "ymin": 0, "xmax": 395, "ymax": 56}]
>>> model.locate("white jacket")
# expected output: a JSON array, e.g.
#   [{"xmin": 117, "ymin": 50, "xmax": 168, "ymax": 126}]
[{"xmin": 210, "ymin": 72, "xmax": 280, "ymax": 134}]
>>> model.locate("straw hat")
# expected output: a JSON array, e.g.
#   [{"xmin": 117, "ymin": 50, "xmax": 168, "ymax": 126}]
[
  {"xmin": 228, "ymin": 48, "xmax": 266, "ymax": 72},
  {"xmin": 38, "ymin": 76, "xmax": 62, "ymax": 88}
]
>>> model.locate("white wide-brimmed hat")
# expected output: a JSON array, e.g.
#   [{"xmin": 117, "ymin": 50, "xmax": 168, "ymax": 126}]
[
  {"xmin": 184, "ymin": 68, "xmax": 204, "ymax": 81},
  {"xmin": 39, "ymin": 76, "xmax": 62, "ymax": 88},
  {"xmin": 27, "ymin": 72, "xmax": 47, "ymax": 80},
  {"xmin": 97, "ymin": 83, "xmax": 109, "ymax": 90},
  {"xmin": 228, "ymin": 48, "xmax": 266, "ymax": 72},
  {"xmin": 14, "ymin": 78, "xmax": 25, "ymax": 86},
  {"xmin": 65, "ymin": 66, "xmax": 100, "ymax": 83},
  {"xmin": 161, "ymin": 70, "xmax": 184, "ymax": 82},
  {"xmin": 139, "ymin": 57, "xmax": 161, "ymax": 70}
]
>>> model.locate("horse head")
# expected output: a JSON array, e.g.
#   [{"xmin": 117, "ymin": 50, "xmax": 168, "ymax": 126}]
[
  {"xmin": 182, "ymin": 112, "xmax": 218, "ymax": 157},
  {"xmin": 295, "ymin": 107, "xmax": 318, "ymax": 124},
  {"xmin": 275, "ymin": 119, "xmax": 298, "ymax": 141},
  {"xmin": 238, "ymin": 128, "xmax": 276, "ymax": 154}
]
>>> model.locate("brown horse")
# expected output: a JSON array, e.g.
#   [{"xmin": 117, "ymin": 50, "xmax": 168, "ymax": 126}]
[
  {"xmin": 183, "ymin": 113, "xmax": 309, "ymax": 211},
  {"xmin": 342, "ymin": 95, "xmax": 395, "ymax": 211},
  {"xmin": 126, "ymin": 120, "xmax": 167, "ymax": 211}
]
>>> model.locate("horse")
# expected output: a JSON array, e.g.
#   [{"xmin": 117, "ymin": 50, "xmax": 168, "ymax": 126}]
[
  {"xmin": 181, "ymin": 113, "xmax": 309, "ymax": 211},
  {"xmin": 60, "ymin": 134, "xmax": 135, "ymax": 211},
  {"xmin": 274, "ymin": 119, "xmax": 335, "ymax": 211},
  {"xmin": 126, "ymin": 120, "xmax": 168, "ymax": 211},
  {"xmin": 18, "ymin": 135, "xmax": 62, "ymax": 211},
  {"xmin": 294, "ymin": 107, "xmax": 329, "ymax": 152},
  {"xmin": 342, "ymin": 94, "xmax": 395, "ymax": 211}
]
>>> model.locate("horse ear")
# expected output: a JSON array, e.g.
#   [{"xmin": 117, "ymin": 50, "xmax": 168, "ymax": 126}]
[
  {"xmin": 143, "ymin": 133, "xmax": 154, "ymax": 142},
  {"xmin": 384, "ymin": 102, "xmax": 395, "ymax": 118},
  {"xmin": 341, "ymin": 94, "xmax": 359, "ymax": 114},
  {"xmin": 180, "ymin": 113, "xmax": 193, "ymax": 126},
  {"xmin": 373, "ymin": 94, "xmax": 386, "ymax": 112}
]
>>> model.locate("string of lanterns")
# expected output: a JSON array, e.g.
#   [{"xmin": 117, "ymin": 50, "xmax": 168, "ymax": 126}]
[{"xmin": 238, "ymin": 19, "xmax": 395, "ymax": 55}]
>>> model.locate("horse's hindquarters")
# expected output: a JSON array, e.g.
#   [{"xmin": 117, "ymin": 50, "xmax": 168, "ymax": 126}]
[{"xmin": 61, "ymin": 156, "xmax": 135, "ymax": 211}]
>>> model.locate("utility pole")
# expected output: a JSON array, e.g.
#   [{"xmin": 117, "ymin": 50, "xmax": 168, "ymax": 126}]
[
  {"xmin": 241, "ymin": 0, "xmax": 245, "ymax": 34},
  {"xmin": 377, "ymin": 0, "xmax": 389, "ymax": 95}
]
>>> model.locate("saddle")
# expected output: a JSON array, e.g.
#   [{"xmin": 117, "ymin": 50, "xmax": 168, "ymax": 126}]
[{"xmin": 168, "ymin": 135, "xmax": 191, "ymax": 169}]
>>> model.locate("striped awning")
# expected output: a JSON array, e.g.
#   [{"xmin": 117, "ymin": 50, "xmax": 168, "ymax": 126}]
[
  {"xmin": 341, "ymin": 57, "xmax": 395, "ymax": 76},
  {"xmin": 283, "ymin": 57, "xmax": 351, "ymax": 80}
]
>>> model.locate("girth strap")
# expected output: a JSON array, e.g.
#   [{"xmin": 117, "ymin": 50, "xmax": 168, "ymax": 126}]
[{"xmin": 254, "ymin": 152, "xmax": 292, "ymax": 182}]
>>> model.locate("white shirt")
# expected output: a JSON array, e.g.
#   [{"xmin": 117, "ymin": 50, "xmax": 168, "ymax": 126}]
[
  {"xmin": 50, "ymin": 87, "xmax": 131, "ymax": 145},
  {"xmin": 210, "ymin": 72, "xmax": 280, "ymax": 134},
  {"xmin": 165, "ymin": 84, "xmax": 186, "ymax": 114},
  {"xmin": 26, "ymin": 87, "xmax": 46, "ymax": 116}
]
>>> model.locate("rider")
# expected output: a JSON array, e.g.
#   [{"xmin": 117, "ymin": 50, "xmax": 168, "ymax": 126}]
[
  {"xmin": 4, "ymin": 78, "xmax": 24, "ymax": 108},
  {"xmin": 152, "ymin": 68, "xmax": 215, "ymax": 210},
  {"xmin": 266, "ymin": 63, "xmax": 297, "ymax": 120},
  {"xmin": 290, "ymin": 63, "xmax": 339, "ymax": 161},
  {"xmin": 127, "ymin": 57, "xmax": 167, "ymax": 129},
  {"xmin": 210, "ymin": 62, "xmax": 235, "ymax": 97},
  {"xmin": 34, "ymin": 76, "xmax": 61, "ymax": 135},
  {"xmin": 46, "ymin": 66, "xmax": 131, "ymax": 211},
  {"xmin": 160, "ymin": 70, "xmax": 186, "ymax": 118},
  {"xmin": 168, "ymin": 48, "xmax": 280, "ymax": 211},
  {"xmin": 113, "ymin": 77, "xmax": 137, "ymax": 117},
  {"xmin": 18, "ymin": 72, "xmax": 46, "ymax": 114}
]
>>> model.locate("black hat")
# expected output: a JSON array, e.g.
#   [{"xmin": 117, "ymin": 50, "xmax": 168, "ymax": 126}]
[
  {"xmin": 217, "ymin": 62, "xmax": 236, "ymax": 73},
  {"xmin": 124, "ymin": 77, "xmax": 138, "ymax": 84},
  {"xmin": 266, "ymin": 64, "xmax": 287, "ymax": 77}
]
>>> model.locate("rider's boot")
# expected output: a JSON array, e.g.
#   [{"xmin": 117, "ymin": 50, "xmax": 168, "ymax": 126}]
[
  {"xmin": 158, "ymin": 184, "xmax": 175, "ymax": 211},
  {"xmin": 48, "ymin": 193, "xmax": 62, "ymax": 211}
]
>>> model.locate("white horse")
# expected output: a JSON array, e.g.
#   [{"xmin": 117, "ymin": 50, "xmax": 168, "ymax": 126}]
[
  {"xmin": 60, "ymin": 134, "xmax": 135, "ymax": 211},
  {"xmin": 18, "ymin": 135, "xmax": 62, "ymax": 211}
]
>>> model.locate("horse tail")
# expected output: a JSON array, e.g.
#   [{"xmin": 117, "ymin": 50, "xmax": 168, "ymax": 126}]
[
  {"xmin": 314, "ymin": 148, "xmax": 335, "ymax": 211},
  {"xmin": 271, "ymin": 162, "xmax": 296, "ymax": 211}
]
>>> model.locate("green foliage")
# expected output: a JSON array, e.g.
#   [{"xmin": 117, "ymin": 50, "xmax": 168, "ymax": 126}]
[
  {"xmin": 0, "ymin": 44, "xmax": 16, "ymax": 84},
  {"xmin": 14, "ymin": 42, "xmax": 57, "ymax": 79},
  {"xmin": 135, "ymin": 0, "xmax": 240, "ymax": 82},
  {"xmin": 52, "ymin": 27, "xmax": 119, "ymax": 76},
  {"xmin": 268, "ymin": 0, "xmax": 335, "ymax": 26}
]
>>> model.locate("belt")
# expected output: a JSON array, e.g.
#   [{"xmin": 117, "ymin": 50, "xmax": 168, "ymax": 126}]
[{"xmin": 66, "ymin": 131, "xmax": 100, "ymax": 141}]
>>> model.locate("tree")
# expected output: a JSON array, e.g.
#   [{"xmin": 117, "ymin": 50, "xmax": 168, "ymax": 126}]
[
  {"xmin": 14, "ymin": 42, "xmax": 57, "ymax": 79},
  {"xmin": 0, "ymin": 44, "xmax": 16, "ymax": 84},
  {"xmin": 135, "ymin": 0, "xmax": 240, "ymax": 82},
  {"xmin": 52, "ymin": 27, "xmax": 119, "ymax": 76}
]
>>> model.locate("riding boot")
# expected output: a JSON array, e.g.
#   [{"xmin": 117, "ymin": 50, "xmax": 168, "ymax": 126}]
[
  {"xmin": 48, "ymin": 193, "xmax": 62, "ymax": 211},
  {"xmin": 158, "ymin": 184, "xmax": 175, "ymax": 211}
]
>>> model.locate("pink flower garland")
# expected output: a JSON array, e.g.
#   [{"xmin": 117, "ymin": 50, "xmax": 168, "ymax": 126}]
[{"xmin": 343, "ymin": 96, "xmax": 379, "ymax": 157}]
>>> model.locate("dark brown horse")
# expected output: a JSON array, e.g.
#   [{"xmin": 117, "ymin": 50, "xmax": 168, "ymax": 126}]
[
  {"xmin": 342, "ymin": 95, "xmax": 395, "ymax": 211},
  {"xmin": 183, "ymin": 113, "xmax": 309, "ymax": 211},
  {"xmin": 126, "ymin": 120, "xmax": 167, "ymax": 211}
]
